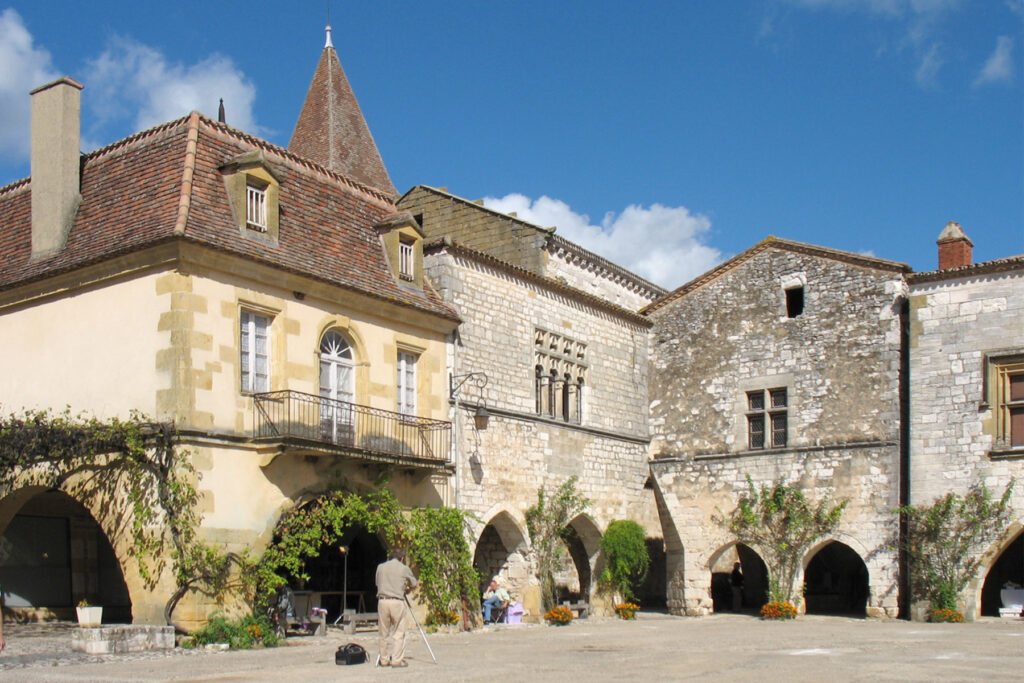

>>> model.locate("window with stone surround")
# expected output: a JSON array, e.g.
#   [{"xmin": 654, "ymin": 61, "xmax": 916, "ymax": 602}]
[
  {"xmin": 534, "ymin": 329, "xmax": 586, "ymax": 424},
  {"xmin": 398, "ymin": 239, "xmax": 414, "ymax": 280},
  {"xmin": 747, "ymin": 388, "xmax": 787, "ymax": 449},
  {"xmin": 240, "ymin": 309, "xmax": 271, "ymax": 393},
  {"xmin": 397, "ymin": 350, "xmax": 417, "ymax": 417},
  {"xmin": 987, "ymin": 355, "xmax": 1024, "ymax": 449}
]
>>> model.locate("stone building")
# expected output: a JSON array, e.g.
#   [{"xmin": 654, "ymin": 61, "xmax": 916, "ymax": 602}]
[
  {"xmin": 399, "ymin": 186, "xmax": 666, "ymax": 614},
  {"xmin": 908, "ymin": 223, "xmax": 1024, "ymax": 618},
  {"xmin": 0, "ymin": 36, "xmax": 458, "ymax": 626},
  {"xmin": 645, "ymin": 237, "xmax": 910, "ymax": 617}
]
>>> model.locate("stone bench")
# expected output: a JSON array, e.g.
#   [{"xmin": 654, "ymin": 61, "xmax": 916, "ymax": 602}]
[{"xmin": 71, "ymin": 625, "xmax": 175, "ymax": 654}]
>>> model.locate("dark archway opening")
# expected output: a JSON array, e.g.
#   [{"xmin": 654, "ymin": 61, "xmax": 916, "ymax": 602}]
[
  {"xmin": 711, "ymin": 544, "xmax": 768, "ymax": 613},
  {"xmin": 472, "ymin": 514, "xmax": 529, "ymax": 604},
  {"xmin": 0, "ymin": 490, "xmax": 131, "ymax": 622},
  {"xmin": 287, "ymin": 525, "xmax": 386, "ymax": 622},
  {"xmin": 558, "ymin": 526, "xmax": 591, "ymax": 603},
  {"xmin": 804, "ymin": 542, "xmax": 869, "ymax": 616},
  {"xmin": 473, "ymin": 524, "xmax": 508, "ymax": 596},
  {"xmin": 638, "ymin": 537, "xmax": 667, "ymax": 609},
  {"xmin": 981, "ymin": 531, "xmax": 1024, "ymax": 617}
]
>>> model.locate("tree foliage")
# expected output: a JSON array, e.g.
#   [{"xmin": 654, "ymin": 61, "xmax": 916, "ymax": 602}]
[
  {"xmin": 525, "ymin": 476, "xmax": 589, "ymax": 611},
  {"xmin": 598, "ymin": 520, "xmax": 650, "ymax": 603},
  {"xmin": 716, "ymin": 476, "xmax": 847, "ymax": 605},
  {"xmin": 896, "ymin": 480, "xmax": 1014, "ymax": 611}
]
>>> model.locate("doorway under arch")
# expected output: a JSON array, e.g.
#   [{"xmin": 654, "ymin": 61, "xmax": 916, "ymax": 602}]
[
  {"xmin": 710, "ymin": 543, "xmax": 768, "ymax": 613},
  {"xmin": 804, "ymin": 541, "xmax": 869, "ymax": 616},
  {"xmin": 472, "ymin": 512, "xmax": 529, "ymax": 599},
  {"xmin": 981, "ymin": 530, "xmax": 1023, "ymax": 617},
  {"xmin": 0, "ymin": 489, "xmax": 131, "ymax": 622},
  {"xmin": 285, "ymin": 523, "xmax": 386, "ymax": 621}
]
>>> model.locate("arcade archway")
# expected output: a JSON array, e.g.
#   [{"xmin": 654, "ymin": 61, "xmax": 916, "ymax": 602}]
[
  {"xmin": 804, "ymin": 541, "xmax": 869, "ymax": 616},
  {"xmin": 472, "ymin": 511, "xmax": 529, "ymax": 598},
  {"xmin": 981, "ymin": 530, "xmax": 1024, "ymax": 617},
  {"xmin": 709, "ymin": 543, "xmax": 768, "ymax": 613},
  {"xmin": 0, "ymin": 489, "xmax": 131, "ymax": 622}
]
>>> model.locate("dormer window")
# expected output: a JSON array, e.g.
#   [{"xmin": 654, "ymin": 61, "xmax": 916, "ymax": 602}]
[
  {"xmin": 246, "ymin": 181, "xmax": 268, "ymax": 232},
  {"xmin": 399, "ymin": 239, "xmax": 414, "ymax": 280},
  {"xmin": 375, "ymin": 211, "xmax": 425, "ymax": 289},
  {"xmin": 220, "ymin": 151, "xmax": 280, "ymax": 244}
]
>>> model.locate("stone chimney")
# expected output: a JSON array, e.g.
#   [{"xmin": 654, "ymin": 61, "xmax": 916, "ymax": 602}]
[
  {"xmin": 936, "ymin": 221, "xmax": 972, "ymax": 270},
  {"xmin": 30, "ymin": 76, "xmax": 84, "ymax": 259}
]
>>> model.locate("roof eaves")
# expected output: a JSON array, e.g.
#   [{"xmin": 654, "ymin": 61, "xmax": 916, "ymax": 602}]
[
  {"xmin": 908, "ymin": 254, "xmax": 1024, "ymax": 285},
  {"xmin": 424, "ymin": 238, "xmax": 652, "ymax": 327},
  {"xmin": 642, "ymin": 236, "xmax": 912, "ymax": 316}
]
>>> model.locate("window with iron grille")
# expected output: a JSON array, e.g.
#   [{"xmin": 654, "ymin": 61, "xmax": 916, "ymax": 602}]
[
  {"xmin": 246, "ymin": 183, "xmax": 267, "ymax": 231},
  {"xmin": 747, "ymin": 387, "xmax": 787, "ymax": 449},
  {"xmin": 240, "ymin": 310, "xmax": 270, "ymax": 393}
]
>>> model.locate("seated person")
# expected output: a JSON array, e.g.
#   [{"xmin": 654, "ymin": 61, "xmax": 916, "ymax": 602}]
[{"xmin": 481, "ymin": 579, "xmax": 511, "ymax": 623}]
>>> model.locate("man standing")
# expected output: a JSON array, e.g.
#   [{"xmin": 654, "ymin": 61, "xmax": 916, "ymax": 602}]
[
  {"xmin": 481, "ymin": 578, "xmax": 510, "ymax": 623},
  {"xmin": 730, "ymin": 562, "xmax": 744, "ymax": 612},
  {"xmin": 375, "ymin": 548, "xmax": 418, "ymax": 668}
]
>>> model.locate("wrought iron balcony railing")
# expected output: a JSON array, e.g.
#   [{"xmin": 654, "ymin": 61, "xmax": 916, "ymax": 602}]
[{"xmin": 253, "ymin": 390, "xmax": 451, "ymax": 467}]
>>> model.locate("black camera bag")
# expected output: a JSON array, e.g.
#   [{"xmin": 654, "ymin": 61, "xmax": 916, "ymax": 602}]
[{"xmin": 335, "ymin": 642, "xmax": 367, "ymax": 665}]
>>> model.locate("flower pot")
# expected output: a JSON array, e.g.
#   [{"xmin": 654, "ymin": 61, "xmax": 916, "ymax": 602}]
[{"xmin": 76, "ymin": 606, "xmax": 103, "ymax": 627}]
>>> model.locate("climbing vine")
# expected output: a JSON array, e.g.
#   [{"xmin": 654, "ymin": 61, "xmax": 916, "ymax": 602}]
[
  {"xmin": 407, "ymin": 506, "xmax": 480, "ymax": 624},
  {"xmin": 896, "ymin": 480, "xmax": 1014, "ymax": 613},
  {"xmin": 525, "ymin": 476, "xmax": 590, "ymax": 612},
  {"xmin": 0, "ymin": 408, "xmax": 237, "ymax": 627},
  {"xmin": 246, "ymin": 487, "xmax": 478, "ymax": 626},
  {"xmin": 716, "ymin": 476, "xmax": 847, "ymax": 606}
]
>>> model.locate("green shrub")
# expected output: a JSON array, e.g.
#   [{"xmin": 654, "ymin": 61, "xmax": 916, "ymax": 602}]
[
  {"xmin": 188, "ymin": 614, "xmax": 279, "ymax": 649},
  {"xmin": 598, "ymin": 520, "xmax": 650, "ymax": 603}
]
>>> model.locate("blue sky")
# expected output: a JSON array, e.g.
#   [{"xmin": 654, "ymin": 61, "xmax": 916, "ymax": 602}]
[{"xmin": 1, "ymin": 1, "xmax": 1020, "ymax": 288}]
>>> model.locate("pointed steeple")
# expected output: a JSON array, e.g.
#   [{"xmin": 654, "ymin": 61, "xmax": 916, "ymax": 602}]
[{"xmin": 289, "ymin": 26, "xmax": 397, "ymax": 196}]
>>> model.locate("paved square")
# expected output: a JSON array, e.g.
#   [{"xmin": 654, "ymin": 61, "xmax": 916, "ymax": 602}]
[{"xmin": 3, "ymin": 614, "xmax": 1023, "ymax": 681}]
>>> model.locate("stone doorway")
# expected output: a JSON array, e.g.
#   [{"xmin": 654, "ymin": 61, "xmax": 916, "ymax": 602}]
[
  {"xmin": 981, "ymin": 530, "xmax": 1023, "ymax": 617},
  {"xmin": 0, "ymin": 489, "xmax": 132, "ymax": 622},
  {"xmin": 804, "ymin": 541, "xmax": 869, "ymax": 616},
  {"xmin": 710, "ymin": 543, "xmax": 768, "ymax": 613}
]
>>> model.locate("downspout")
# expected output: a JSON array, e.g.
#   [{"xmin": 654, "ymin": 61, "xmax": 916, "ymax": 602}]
[{"xmin": 898, "ymin": 295, "xmax": 911, "ymax": 619}]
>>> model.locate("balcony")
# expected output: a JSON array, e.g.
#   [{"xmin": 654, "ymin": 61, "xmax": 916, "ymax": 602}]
[{"xmin": 253, "ymin": 390, "xmax": 451, "ymax": 469}]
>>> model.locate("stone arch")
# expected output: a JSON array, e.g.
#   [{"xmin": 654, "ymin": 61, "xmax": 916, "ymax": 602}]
[
  {"xmin": 973, "ymin": 519, "xmax": 1024, "ymax": 619},
  {"xmin": 707, "ymin": 542, "xmax": 769, "ymax": 613},
  {"xmin": 472, "ymin": 510, "xmax": 530, "ymax": 600},
  {"xmin": 802, "ymin": 540, "xmax": 869, "ymax": 616},
  {"xmin": 561, "ymin": 514, "xmax": 602, "ymax": 602},
  {"xmin": 0, "ymin": 486, "xmax": 133, "ymax": 622}
]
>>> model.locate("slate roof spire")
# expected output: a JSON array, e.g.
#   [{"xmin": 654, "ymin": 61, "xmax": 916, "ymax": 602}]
[{"xmin": 288, "ymin": 25, "xmax": 397, "ymax": 196}]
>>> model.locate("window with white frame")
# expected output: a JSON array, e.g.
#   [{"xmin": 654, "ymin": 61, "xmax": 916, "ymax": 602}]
[
  {"xmin": 246, "ymin": 182, "xmax": 268, "ymax": 231},
  {"xmin": 398, "ymin": 240, "xmax": 414, "ymax": 280},
  {"xmin": 747, "ymin": 387, "xmax": 787, "ymax": 449},
  {"xmin": 240, "ymin": 310, "xmax": 270, "ymax": 393},
  {"xmin": 397, "ymin": 351, "xmax": 417, "ymax": 416}
]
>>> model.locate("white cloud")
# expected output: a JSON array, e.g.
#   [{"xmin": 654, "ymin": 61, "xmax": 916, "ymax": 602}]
[
  {"xmin": 0, "ymin": 9, "xmax": 58, "ymax": 162},
  {"xmin": 84, "ymin": 36, "xmax": 262, "ymax": 145},
  {"xmin": 974, "ymin": 36, "xmax": 1015, "ymax": 87},
  {"xmin": 915, "ymin": 42, "xmax": 945, "ymax": 87},
  {"xmin": 482, "ymin": 194, "xmax": 723, "ymax": 289}
]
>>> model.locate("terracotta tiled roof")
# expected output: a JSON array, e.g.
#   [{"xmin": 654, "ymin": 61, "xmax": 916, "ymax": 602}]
[
  {"xmin": 288, "ymin": 45, "xmax": 397, "ymax": 197},
  {"xmin": 642, "ymin": 236, "xmax": 911, "ymax": 315},
  {"xmin": 0, "ymin": 113, "xmax": 458, "ymax": 322}
]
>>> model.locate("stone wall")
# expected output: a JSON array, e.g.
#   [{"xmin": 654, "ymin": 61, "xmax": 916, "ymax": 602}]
[
  {"xmin": 425, "ymin": 245, "xmax": 661, "ymax": 613},
  {"xmin": 908, "ymin": 264, "xmax": 1024, "ymax": 616},
  {"xmin": 647, "ymin": 244, "xmax": 906, "ymax": 616}
]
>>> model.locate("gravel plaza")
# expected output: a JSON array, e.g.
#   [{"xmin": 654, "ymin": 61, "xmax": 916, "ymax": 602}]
[{"xmin": 2, "ymin": 613, "xmax": 1023, "ymax": 682}]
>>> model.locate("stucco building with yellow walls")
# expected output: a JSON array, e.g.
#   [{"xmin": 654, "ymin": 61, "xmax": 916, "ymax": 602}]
[{"xmin": 0, "ymin": 37, "xmax": 459, "ymax": 626}]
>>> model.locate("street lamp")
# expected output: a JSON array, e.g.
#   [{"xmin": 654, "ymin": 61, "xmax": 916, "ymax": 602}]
[
  {"xmin": 449, "ymin": 371, "xmax": 489, "ymax": 508},
  {"xmin": 339, "ymin": 545, "xmax": 349, "ymax": 620}
]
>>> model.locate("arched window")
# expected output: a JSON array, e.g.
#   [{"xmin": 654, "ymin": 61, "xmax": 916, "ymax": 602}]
[
  {"xmin": 549, "ymin": 369, "xmax": 559, "ymax": 418},
  {"xmin": 319, "ymin": 330, "xmax": 355, "ymax": 444},
  {"xmin": 562, "ymin": 372, "xmax": 572, "ymax": 421}
]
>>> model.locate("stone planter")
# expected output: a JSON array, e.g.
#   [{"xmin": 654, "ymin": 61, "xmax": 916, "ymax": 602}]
[{"xmin": 76, "ymin": 606, "xmax": 103, "ymax": 627}]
